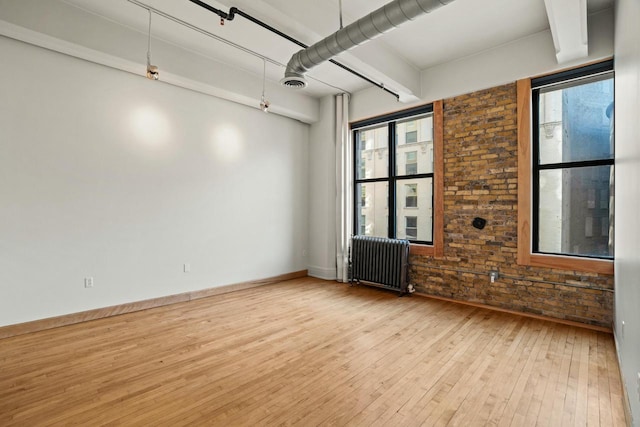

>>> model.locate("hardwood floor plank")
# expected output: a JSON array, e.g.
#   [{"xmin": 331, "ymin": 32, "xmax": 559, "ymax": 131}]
[
  {"xmin": 449, "ymin": 316, "xmax": 523, "ymax": 426},
  {"xmin": 532, "ymin": 328, "xmax": 561, "ymax": 425},
  {"xmin": 597, "ymin": 333, "xmax": 614, "ymax": 426},
  {"xmin": 495, "ymin": 323, "xmax": 552, "ymax": 427},
  {"xmin": 606, "ymin": 335, "xmax": 628, "ymax": 427},
  {"xmin": 549, "ymin": 327, "xmax": 579, "ymax": 426},
  {"xmin": 0, "ymin": 277, "xmax": 626, "ymax": 426},
  {"xmin": 573, "ymin": 330, "xmax": 592, "ymax": 426},
  {"xmin": 588, "ymin": 332, "xmax": 602, "ymax": 426}
]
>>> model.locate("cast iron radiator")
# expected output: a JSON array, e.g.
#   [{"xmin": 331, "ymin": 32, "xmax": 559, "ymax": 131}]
[{"xmin": 349, "ymin": 235, "xmax": 410, "ymax": 294}]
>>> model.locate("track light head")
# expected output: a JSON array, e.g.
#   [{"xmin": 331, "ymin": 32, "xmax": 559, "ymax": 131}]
[
  {"xmin": 260, "ymin": 95, "xmax": 270, "ymax": 113},
  {"xmin": 146, "ymin": 64, "xmax": 159, "ymax": 80}
]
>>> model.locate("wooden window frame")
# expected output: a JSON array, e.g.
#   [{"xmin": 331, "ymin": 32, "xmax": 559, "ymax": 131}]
[
  {"xmin": 516, "ymin": 79, "xmax": 613, "ymax": 275},
  {"xmin": 410, "ymin": 100, "xmax": 444, "ymax": 257}
]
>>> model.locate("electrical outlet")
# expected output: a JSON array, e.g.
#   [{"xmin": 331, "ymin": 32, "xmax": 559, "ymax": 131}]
[
  {"xmin": 84, "ymin": 277, "xmax": 94, "ymax": 288},
  {"xmin": 489, "ymin": 271, "xmax": 499, "ymax": 283},
  {"xmin": 184, "ymin": 263, "xmax": 190, "ymax": 273}
]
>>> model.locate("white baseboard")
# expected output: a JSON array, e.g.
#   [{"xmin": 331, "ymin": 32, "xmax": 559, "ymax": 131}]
[
  {"xmin": 307, "ymin": 265, "xmax": 337, "ymax": 281},
  {"xmin": 0, "ymin": 270, "xmax": 308, "ymax": 339},
  {"xmin": 613, "ymin": 330, "xmax": 634, "ymax": 426}
]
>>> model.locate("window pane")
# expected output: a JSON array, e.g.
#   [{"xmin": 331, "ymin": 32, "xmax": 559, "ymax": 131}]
[
  {"xmin": 396, "ymin": 115, "xmax": 433, "ymax": 175},
  {"xmin": 406, "ymin": 130, "xmax": 417, "ymax": 143},
  {"xmin": 537, "ymin": 165, "xmax": 613, "ymax": 257},
  {"xmin": 356, "ymin": 125, "xmax": 388, "ymax": 179},
  {"xmin": 405, "ymin": 216, "xmax": 418, "ymax": 240},
  {"xmin": 538, "ymin": 76, "xmax": 614, "ymax": 165},
  {"xmin": 396, "ymin": 178, "xmax": 432, "ymax": 242},
  {"xmin": 405, "ymin": 151, "xmax": 418, "ymax": 175},
  {"xmin": 405, "ymin": 183, "xmax": 417, "ymax": 208},
  {"xmin": 356, "ymin": 182, "xmax": 388, "ymax": 238}
]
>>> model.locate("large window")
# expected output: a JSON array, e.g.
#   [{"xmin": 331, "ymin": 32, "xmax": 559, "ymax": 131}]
[
  {"xmin": 533, "ymin": 63, "xmax": 614, "ymax": 258},
  {"xmin": 353, "ymin": 105, "xmax": 434, "ymax": 244},
  {"xmin": 517, "ymin": 61, "xmax": 614, "ymax": 274}
]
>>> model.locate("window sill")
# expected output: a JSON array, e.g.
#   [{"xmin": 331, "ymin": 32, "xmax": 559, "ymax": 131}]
[
  {"xmin": 410, "ymin": 244, "xmax": 435, "ymax": 257},
  {"xmin": 518, "ymin": 253, "xmax": 613, "ymax": 275}
]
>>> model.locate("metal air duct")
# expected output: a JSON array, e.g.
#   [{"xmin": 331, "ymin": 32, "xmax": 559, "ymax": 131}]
[{"xmin": 281, "ymin": 0, "xmax": 456, "ymax": 89}]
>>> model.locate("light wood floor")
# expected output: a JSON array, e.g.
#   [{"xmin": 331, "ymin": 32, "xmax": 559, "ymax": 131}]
[{"xmin": 0, "ymin": 277, "xmax": 627, "ymax": 426}]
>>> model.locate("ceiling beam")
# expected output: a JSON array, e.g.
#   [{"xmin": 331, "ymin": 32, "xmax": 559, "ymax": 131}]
[{"xmin": 544, "ymin": 0, "xmax": 589, "ymax": 63}]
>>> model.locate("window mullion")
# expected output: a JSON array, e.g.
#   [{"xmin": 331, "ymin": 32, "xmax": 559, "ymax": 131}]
[
  {"xmin": 538, "ymin": 159, "xmax": 615, "ymax": 170},
  {"xmin": 352, "ymin": 129, "xmax": 358, "ymax": 238},
  {"xmin": 388, "ymin": 122, "xmax": 396, "ymax": 239}
]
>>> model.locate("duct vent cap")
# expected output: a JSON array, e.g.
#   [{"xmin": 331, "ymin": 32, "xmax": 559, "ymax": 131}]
[{"xmin": 280, "ymin": 76, "xmax": 308, "ymax": 89}]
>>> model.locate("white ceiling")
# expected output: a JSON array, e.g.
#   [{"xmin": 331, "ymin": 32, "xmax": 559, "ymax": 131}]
[{"xmin": 61, "ymin": 0, "xmax": 613, "ymax": 99}]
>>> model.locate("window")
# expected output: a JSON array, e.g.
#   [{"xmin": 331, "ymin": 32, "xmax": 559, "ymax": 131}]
[
  {"xmin": 405, "ymin": 216, "xmax": 417, "ymax": 240},
  {"xmin": 405, "ymin": 184, "xmax": 418, "ymax": 208},
  {"xmin": 360, "ymin": 215, "xmax": 366, "ymax": 235},
  {"xmin": 406, "ymin": 130, "xmax": 417, "ymax": 143},
  {"xmin": 532, "ymin": 64, "xmax": 614, "ymax": 258},
  {"xmin": 353, "ymin": 105, "xmax": 435, "ymax": 245},
  {"xmin": 517, "ymin": 60, "xmax": 614, "ymax": 274},
  {"xmin": 405, "ymin": 151, "xmax": 418, "ymax": 175}
]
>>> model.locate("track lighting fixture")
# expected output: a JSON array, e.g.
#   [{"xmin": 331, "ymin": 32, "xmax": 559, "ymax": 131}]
[
  {"xmin": 146, "ymin": 10, "xmax": 159, "ymax": 80},
  {"xmin": 259, "ymin": 59, "xmax": 270, "ymax": 113},
  {"xmin": 260, "ymin": 95, "xmax": 270, "ymax": 113}
]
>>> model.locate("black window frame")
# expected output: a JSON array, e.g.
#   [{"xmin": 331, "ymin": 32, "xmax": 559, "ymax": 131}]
[
  {"xmin": 352, "ymin": 104, "xmax": 434, "ymax": 245},
  {"xmin": 531, "ymin": 60, "xmax": 614, "ymax": 260}
]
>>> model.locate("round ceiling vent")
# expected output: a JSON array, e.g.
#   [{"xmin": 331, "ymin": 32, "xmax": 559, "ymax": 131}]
[{"xmin": 280, "ymin": 76, "xmax": 308, "ymax": 89}]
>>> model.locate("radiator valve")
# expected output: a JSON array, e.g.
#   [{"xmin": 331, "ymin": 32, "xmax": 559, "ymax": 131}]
[{"xmin": 407, "ymin": 284, "xmax": 416, "ymax": 294}]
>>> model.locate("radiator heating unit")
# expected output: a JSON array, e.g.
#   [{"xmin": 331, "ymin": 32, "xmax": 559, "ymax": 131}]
[{"xmin": 349, "ymin": 235, "xmax": 410, "ymax": 294}]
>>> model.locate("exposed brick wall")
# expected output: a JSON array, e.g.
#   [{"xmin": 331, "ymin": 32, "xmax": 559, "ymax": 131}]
[{"xmin": 410, "ymin": 83, "xmax": 614, "ymax": 328}]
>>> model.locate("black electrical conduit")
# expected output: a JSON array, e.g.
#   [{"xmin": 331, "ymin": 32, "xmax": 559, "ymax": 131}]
[{"xmin": 187, "ymin": 0, "xmax": 400, "ymax": 100}]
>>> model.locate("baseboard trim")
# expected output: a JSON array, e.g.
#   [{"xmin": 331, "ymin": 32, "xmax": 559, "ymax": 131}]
[
  {"xmin": 613, "ymin": 331, "xmax": 634, "ymax": 426},
  {"xmin": 414, "ymin": 292, "xmax": 612, "ymax": 334},
  {"xmin": 0, "ymin": 270, "xmax": 308, "ymax": 340},
  {"xmin": 307, "ymin": 265, "xmax": 337, "ymax": 281}
]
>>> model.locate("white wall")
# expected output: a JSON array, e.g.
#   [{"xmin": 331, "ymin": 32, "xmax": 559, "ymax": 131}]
[
  {"xmin": 614, "ymin": 0, "xmax": 640, "ymax": 424},
  {"xmin": 307, "ymin": 95, "xmax": 337, "ymax": 280},
  {"xmin": 0, "ymin": 36, "xmax": 309, "ymax": 327}
]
